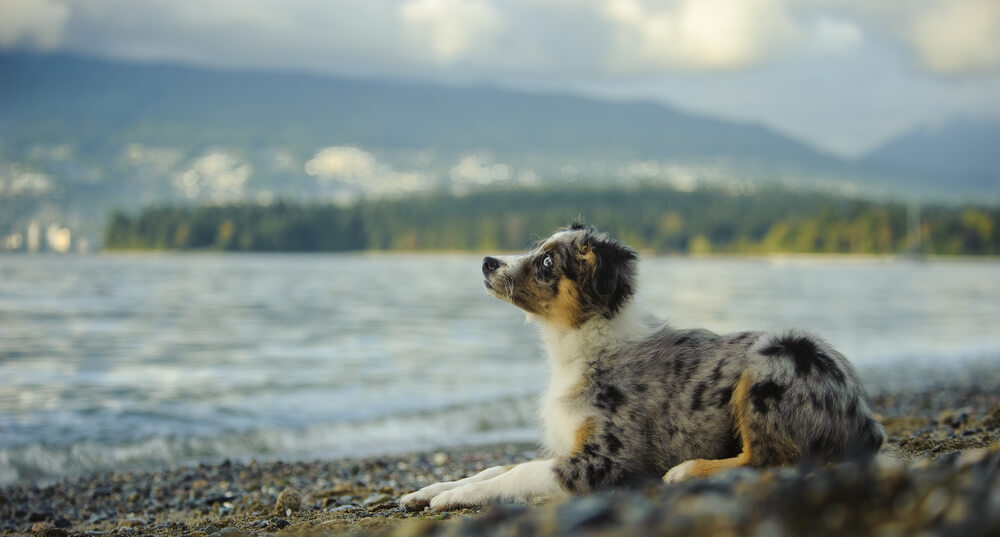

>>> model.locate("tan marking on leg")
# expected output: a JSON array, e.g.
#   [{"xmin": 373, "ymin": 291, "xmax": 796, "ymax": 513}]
[
  {"xmin": 668, "ymin": 371, "xmax": 801, "ymax": 482},
  {"xmin": 732, "ymin": 371, "xmax": 799, "ymax": 467},
  {"xmin": 731, "ymin": 371, "xmax": 754, "ymax": 454},
  {"xmin": 672, "ymin": 376, "xmax": 755, "ymax": 480},
  {"xmin": 571, "ymin": 417, "xmax": 597, "ymax": 455},
  {"xmin": 677, "ymin": 451, "xmax": 751, "ymax": 478}
]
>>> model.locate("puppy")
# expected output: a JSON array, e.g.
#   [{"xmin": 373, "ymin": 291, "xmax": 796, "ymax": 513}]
[{"xmin": 400, "ymin": 223, "xmax": 884, "ymax": 511}]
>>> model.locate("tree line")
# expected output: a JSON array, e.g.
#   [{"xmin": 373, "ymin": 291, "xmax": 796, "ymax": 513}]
[{"xmin": 103, "ymin": 186, "xmax": 1000, "ymax": 255}]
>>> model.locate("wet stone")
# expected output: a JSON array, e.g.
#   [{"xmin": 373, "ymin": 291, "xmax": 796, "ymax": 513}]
[
  {"xmin": 557, "ymin": 495, "xmax": 616, "ymax": 531},
  {"xmin": 31, "ymin": 522, "xmax": 55, "ymax": 532},
  {"xmin": 87, "ymin": 514, "xmax": 109, "ymax": 525},
  {"xmin": 363, "ymin": 493, "xmax": 395, "ymax": 507},
  {"xmin": 119, "ymin": 518, "xmax": 147, "ymax": 528},
  {"xmin": 33, "ymin": 527, "xmax": 69, "ymax": 537},
  {"xmin": 274, "ymin": 488, "xmax": 301, "ymax": 515}
]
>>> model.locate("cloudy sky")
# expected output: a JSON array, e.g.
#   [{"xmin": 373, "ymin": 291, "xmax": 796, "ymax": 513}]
[{"xmin": 2, "ymin": 0, "xmax": 999, "ymax": 157}]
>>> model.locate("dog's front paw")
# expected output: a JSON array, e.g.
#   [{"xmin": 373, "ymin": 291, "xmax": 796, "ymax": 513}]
[
  {"xmin": 662, "ymin": 460, "xmax": 696, "ymax": 484},
  {"xmin": 399, "ymin": 490, "xmax": 432, "ymax": 511},
  {"xmin": 428, "ymin": 484, "xmax": 487, "ymax": 511}
]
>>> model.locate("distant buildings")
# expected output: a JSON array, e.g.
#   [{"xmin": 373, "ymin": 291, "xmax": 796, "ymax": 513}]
[{"xmin": 1, "ymin": 222, "xmax": 84, "ymax": 253}]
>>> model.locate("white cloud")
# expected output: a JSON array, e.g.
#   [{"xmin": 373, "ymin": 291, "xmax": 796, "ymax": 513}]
[
  {"xmin": 0, "ymin": 0, "xmax": 69, "ymax": 49},
  {"xmin": 811, "ymin": 16, "xmax": 863, "ymax": 57},
  {"xmin": 601, "ymin": 0, "xmax": 799, "ymax": 71},
  {"xmin": 2, "ymin": 0, "xmax": 999, "ymax": 156},
  {"xmin": 449, "ymin": 154, "xmax": 509, "ymax": 185},
  {"xmin": 907, "ymin": 0, "xmax": 1000, "ymax": 75},
  {"xmin": 173, "ymin": 150, "xmax": 252, "ymax": 202},
  {"xmin": 305, "ymin": 146, "xmax": 429, "ymax": 196},
  {"xmin": 0, "ymin": 164, "xmax": 53, "ymax": 197},
  {"xmin": 304, "ymin": 146, "xmax": 378, "ymax": 179},
  {"xmin": 12, "ymin": 0, "xmax": 997, "ymax": 80},
  {"xmin": 399, "ymin": 0, "xmax": 501, "ymax": 63}
]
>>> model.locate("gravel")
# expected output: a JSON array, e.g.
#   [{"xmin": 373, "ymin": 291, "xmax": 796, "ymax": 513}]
[{"xmin": 2, "ymin": 384, "xmax": 999, "ymax": 537}]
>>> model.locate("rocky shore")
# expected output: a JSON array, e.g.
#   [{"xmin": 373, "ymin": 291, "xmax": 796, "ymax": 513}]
[{"xmin": 3, "ymin": 385, "xmax": 999, "ymax": 537}]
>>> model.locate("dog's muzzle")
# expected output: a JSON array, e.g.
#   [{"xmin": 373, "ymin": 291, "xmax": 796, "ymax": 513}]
[{"xmin": 482, "ymin": 256, "xmax": 509, "ymax": 294}]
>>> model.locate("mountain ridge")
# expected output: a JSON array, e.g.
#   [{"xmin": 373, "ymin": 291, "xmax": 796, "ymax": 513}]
[
  {"xmin": 861, "ymin": 118, "xmax": 1000, "ymax": 191},
  {"xmin": 1, "ymin": 52, "xmax": 846, "ymax": 168}
]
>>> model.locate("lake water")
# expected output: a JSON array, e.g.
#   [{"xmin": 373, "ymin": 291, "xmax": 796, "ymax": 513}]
[{"xmin": 2, "ymin": 253, "xmax": 999, "ymax": 484}]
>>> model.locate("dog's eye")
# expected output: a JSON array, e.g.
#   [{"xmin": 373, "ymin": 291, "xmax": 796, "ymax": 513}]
[{"xmin": 542, "ymin": 255, "xmax": 553, "ymax": 268}]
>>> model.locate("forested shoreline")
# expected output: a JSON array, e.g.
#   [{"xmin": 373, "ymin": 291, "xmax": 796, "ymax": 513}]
[{"xmin": 103, "ymin": 186, "xmax": 1000, "ymax": 255}]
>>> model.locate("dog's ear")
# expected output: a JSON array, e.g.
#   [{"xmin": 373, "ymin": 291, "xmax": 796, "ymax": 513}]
[{"xmin": 583, "ymin": 233, "xmax": 637, "ymax": 316}]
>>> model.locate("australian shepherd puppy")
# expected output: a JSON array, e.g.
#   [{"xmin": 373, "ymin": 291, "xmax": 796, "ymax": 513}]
[{"xmin": 400, "ymin": 223, "xmax": 885, "ymax": 511}]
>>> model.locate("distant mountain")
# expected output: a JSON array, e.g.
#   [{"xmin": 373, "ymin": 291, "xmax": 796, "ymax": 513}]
[
  {"xmin": 0, "ymin": 52, "xmax": 846, "ymax": 169},
  {"xmin": 862, "ymin": 119, "xmax": 1000, "ymax": 191}
]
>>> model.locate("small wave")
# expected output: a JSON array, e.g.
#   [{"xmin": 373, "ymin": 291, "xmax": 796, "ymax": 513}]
[{"xmin": 0, "ymin": 396, "xmax": 539, "ymax": 485}]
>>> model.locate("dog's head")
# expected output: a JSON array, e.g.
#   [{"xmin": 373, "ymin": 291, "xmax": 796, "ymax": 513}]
[{"xmin": 482, "ymin": 223, "xmax": 637, "ymax": 328}]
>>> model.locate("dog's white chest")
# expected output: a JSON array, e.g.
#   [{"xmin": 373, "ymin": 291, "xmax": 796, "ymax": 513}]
[
  {"xmin": 538, "ymin": 352, "xmax": 594, "ymax": 456},
  {"xmin": 537, "ymin": 316, "xmax": 635, "ymax": 457},
  {"xmin": 540, "ymin": 388, "xmax": 591, "ymax": 456}
]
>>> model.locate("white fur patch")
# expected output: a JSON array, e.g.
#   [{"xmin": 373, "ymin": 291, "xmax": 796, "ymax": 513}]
[
  {"xmin": 662, "ymin": 460, "xmax": 696, "ymax": 483},
  {"xmin": 399, "ymin": 465, "xmax": 511, "ymax": 511},
  {"xmin": 427, "ymin": 459, "xmax": 568, "ymax": 510}
]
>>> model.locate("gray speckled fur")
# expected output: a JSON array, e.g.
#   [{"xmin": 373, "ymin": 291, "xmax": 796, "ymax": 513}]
[{"xmin": 553, "ymin": 325, "xmax": 885, "ymax": 493}]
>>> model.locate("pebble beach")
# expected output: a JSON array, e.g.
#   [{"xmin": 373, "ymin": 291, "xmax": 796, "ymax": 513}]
[{"xmin": 3, "ymin": 383, "xmax": 1000, "ymax": 537}]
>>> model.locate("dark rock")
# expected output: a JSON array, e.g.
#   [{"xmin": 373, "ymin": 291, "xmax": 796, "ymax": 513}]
[
  {"xmin": 203, "ymin": 494, "xmax": 237, "ymax": 505},
  {"xmin": 90, "ymin": 486, "xmax": 114, "ymax": 497},
  {"xmin": 53, "ymin": 518, "xmax": 72, "ymax": 529},
  {"xmin": 33, "ymin": 527, "xmax": 68, "ymax": 537},
  {"xmin": 28, "ymin": 511, "xmax": 53, "ymax": 522},
  {"xmin": 557, "ymin": 495, "xmax": 616, "ymax": 531},
  {"xmin": 269, "ymin": 519, "xmax": 289, "ymax": 530}
]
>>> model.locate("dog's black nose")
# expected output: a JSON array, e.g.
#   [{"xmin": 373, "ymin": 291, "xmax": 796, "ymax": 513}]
[{"xmin": 483, "ymin": 256, "xmax": 501, "ymax": 275}]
